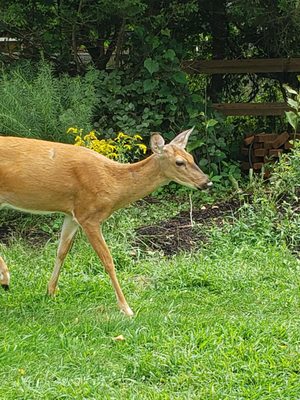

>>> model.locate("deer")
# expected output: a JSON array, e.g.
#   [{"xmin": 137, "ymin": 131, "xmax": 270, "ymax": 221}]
[{"xmin": 0, "ymin": 128, "xmax": 211, "ymax": 316}]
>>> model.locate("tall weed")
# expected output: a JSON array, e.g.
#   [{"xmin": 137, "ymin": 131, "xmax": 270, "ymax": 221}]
[{"xmin": 0, "ymin": 63, "xmax": 99, "ymax": 142}]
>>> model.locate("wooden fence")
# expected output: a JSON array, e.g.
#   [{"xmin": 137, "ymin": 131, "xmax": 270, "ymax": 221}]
[{"xmin": 182, "ymin": 58, "xmax": 300, "ymax": 116}]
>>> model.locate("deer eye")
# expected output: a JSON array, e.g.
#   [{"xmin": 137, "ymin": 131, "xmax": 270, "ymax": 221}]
[{"xmin": 175, "ymin": 159, "xmax": 186, "ymax": 167}]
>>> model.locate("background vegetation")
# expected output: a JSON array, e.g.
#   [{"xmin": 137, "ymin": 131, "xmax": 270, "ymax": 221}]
[
  {"xmin": 0, "ymin": 0, "xmax": 299, "ymax": 180},
  {"xmin": 1, "ymin": 2, "xmax": 300, "ymax": 398}
]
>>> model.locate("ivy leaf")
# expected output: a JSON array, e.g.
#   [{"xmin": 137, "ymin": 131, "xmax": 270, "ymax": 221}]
[
  {"xmin": 143, "ymin": 79, "xmax": 159, "ymax": 92},
  {"xmin": 187, "ymin": 139, "xmax": 205, "ymax": 152},
  {"xmin": 206, "ymin": 119, "xmax": 218, "ymax": 128},
  {"xmin": 164, "ymin": 49, "xmax": 176, "ymax": 61},
  {"xmin": 172, "ymin": 71, "xmax": 187, "ymax": 84},
  {"xmin": 199, "ymin": 158, "xmax": 208, "ymax": 167},
  {"xmin": 144, "ymin": 58, "xmax": 159, "ymax": 75},
  {"xmin": 285, "ymin": 111, "xmax": 298, "ymax": 131}
]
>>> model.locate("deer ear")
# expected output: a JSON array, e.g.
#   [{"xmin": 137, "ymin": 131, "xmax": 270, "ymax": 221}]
[
  {"xmin": 150, "ymin": 132, "xmax": 165, "ymax": 154},
  {"xmin": 170, "ymin": 127, "xmax": 194, "ymax": 149}
]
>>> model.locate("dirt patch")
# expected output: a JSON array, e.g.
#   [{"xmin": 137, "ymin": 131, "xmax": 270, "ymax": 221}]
[
  {"xmin": 0, "ymin": 222, "xmax": 52, "ymax": 247},
  {"xmin": 135, "ymin": 199, "xmax": 241, "ymax": 255}
]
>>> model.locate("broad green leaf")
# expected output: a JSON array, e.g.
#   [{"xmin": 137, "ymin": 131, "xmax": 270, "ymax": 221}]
[
  {"xmin": 287, "ymin": 98, "xmax": 298, "ymax": 110},
  {"xmin": 187, "ymin": 139, "xmax": 205, "ymax": 152},
  {"xmin": 164, "ymin": 49, "xmax": 176, "ymax": 61},
  {"xmin": 283, "ymin": 84, "xmax": 298, "ymax": 95},
  {"xmin": 285, "ymin": 111, "xmax": 298, "ymax": 131},
  {"xmin": 144, "ymin": 58, "xmax": 159, "ymax": 75},
  {"xmin": 172, "ymin": 71, "xmax": 187, "ymax": 84},
  {"xmin": 143, "ymin": 79, "xmax": 159, "ymax": 92},
  {"xmin": 199, "ymin": 158, "xmax": 208, "ymax": 167},
  {"xmin": 206, "ymin": 119, "xmax": 218, "ymax": 128}
]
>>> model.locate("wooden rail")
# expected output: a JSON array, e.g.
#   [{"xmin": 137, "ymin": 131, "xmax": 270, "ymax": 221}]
[
  {"xmin": 182, "ymin": 58, "xmax": 300, "ymax": 74},
  {"xmin": 212, "ymin": 102, "xmax": 290, "ymax": 116}
]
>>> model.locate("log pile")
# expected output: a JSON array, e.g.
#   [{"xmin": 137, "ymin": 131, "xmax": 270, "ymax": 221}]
[{"xmin": 241, "ymin": 132, "xmax": 298, "ymax": 173}]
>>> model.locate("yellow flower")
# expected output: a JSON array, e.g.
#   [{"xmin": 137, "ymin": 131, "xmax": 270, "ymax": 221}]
[
  {"xmin": 138, "ymin": 144, "xmax": 147, "ymax": 154},
  {"xmin": 134, "ymin": 134, "xmax": 143, "ymax": 140},
  {"xmin": 124, "ymin": 144, "xmax": 132, "ymax": 150},
  {"xmin": 74, "ymin": 136, "xmax": 84, "ymax": 146},
  {"xmin": 89, "ymin": 130, "xmax": 97, "ymax": 140},
  {"xmin": 117, "ymin": 132, "xmax": 126, "ymax": 139},
  {"xmin": 67, "ymin": 127, "xmax": 78, "ymax": 134}
]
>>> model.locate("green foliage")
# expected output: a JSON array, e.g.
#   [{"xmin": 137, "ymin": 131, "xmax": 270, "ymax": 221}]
[
  {"xmin": 187, "ymin": 112, "xmax": 241, "ymax": 189},
  {"xmin": 93, "ymin": 26, "xmax": 201, "ymax": 136},
  {"xmin": 0, "ymin": 63, "xmax": 99, "ymax": 141},
  {"xmin": 228, "ymin": 140, "xmax": 300, "ymax": 252},
  {"xmin": 284, "ymin": 84, "xmax": 300, "ymax": 135},
  {"xmin": 258, "ymin": 139, "xmax": 300, "ymax": 204}
]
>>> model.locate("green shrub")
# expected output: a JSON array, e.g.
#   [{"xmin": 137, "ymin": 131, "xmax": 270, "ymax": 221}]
[
  {"xmin": 224, "ymin": 141, "xmax": 300, "ymax": 251},
  {"xmin": 0, "ymin": 63, "xmax": 99, "ymax": 142}
]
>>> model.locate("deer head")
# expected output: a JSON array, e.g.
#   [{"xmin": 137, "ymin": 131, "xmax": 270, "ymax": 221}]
[{"xmin": 150, "ymin": 128, "xmax": 212, "ymax": 190}]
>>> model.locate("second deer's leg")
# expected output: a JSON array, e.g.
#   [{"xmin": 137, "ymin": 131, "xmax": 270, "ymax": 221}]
[
  {"xmin": 81, "ymin": 221, "xmax": 134, "ymax": 316},
  {"xmin": 0, "ymin": 256, "xmax": 10, "ymax": 290},
  {"xmin": 47, "ymin": 215, "xmax": 79, "ymax": 295}
]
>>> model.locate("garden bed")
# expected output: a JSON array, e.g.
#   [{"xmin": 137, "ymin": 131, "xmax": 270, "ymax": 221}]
[{"xmin": 135, "ymin": 199, "xmax": 240, "ymax": 255}]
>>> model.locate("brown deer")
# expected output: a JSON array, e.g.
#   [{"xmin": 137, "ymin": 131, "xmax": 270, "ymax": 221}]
[{"xmin": 0, "ymin": 128, "xmax": 211, "ymax": 316}]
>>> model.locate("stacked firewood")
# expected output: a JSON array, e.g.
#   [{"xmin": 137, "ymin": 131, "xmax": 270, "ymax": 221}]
[{"xmin": 241, "ymin": 132, "xmax": 297, "ymax": 173}]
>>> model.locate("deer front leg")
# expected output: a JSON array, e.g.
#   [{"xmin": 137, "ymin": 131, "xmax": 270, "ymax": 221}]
[
  {"xmin": 47, "ymin": 215, "xmax": 79, "ymax": 295},
  {"xmin": 0, "ymin": 256, "xmax": 10, "ymax": 290},
  {"xmin": 81, "ymin": 221, "xmax": 134, "ymax": 317}
]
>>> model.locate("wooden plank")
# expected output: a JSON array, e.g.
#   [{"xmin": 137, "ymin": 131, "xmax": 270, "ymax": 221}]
[
  {"xmin": 253, "ymin": 143, "xmax": 264, "ymax": 149},
  {"xmin": 253, "ymin": 162, "xmax": 264, "ymax": 170},
  {"xmin": 182, "ymin": 58, "xmax": 300, "ymax": 74},
  {"xmin": 254, "ymin": 133, "xmax": 278, "ymax": 143},
  {"xmin": 254, "ymin": 148, "xmax": 268, "ymax": 157},
  {"xmin": 272, "ymin": 132, "xmax": 289, "ymax": 148},
  {"xmin": 244, "ymin": 135, "xmax": 254, "ymax": 145},
  {"xmin": 269, "ymin": 149, "xmax": 284, "ymax": 157},
  {"xmin": 213, "ymin": 103, "xmax": 289, "ymax": 116}
]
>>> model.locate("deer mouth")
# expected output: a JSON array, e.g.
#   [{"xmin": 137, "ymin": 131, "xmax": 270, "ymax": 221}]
[{"xmin": 198, "ymin": 181, "xmax": 213, "ymax": 190}]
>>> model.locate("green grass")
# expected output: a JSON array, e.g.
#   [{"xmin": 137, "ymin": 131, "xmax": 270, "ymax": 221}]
[{"xmin": 1, "ymin": 200, "xmax": 300, "ymax": 399}]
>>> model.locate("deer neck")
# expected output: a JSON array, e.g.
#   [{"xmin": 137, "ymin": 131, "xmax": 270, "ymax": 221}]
[{"xmin": 113, "ymin": 155, "xmax": 168, "ymax": 209}]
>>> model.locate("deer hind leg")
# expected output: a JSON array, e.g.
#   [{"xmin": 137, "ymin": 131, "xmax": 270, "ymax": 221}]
[
  {"xmin": 80, "ymin": 221, "xmax": 133, "ymax": 317},
  {"xmin": 0, "ymin": 256, "xmax": 10, "ymax": 290},
  {"xmin": 47, "ymin": 215, "xmax": 79, "ymax": 295}
]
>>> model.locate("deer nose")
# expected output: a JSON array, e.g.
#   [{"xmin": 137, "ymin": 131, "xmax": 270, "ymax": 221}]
[
  {"xmin": 201, "ymin": 180, "xmax": 213, "ymax": 190},
  {"xmin": 198, "ymin": 180, "xmax": 212, "ymax": 190}
]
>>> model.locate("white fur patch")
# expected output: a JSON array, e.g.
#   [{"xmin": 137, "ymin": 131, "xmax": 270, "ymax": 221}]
[{"xmin": 49, "ymin": 148, "xmax": 56, "ymax": 160}]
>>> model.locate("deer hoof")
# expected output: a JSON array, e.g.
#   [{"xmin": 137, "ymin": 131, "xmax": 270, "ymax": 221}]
[{"xmin": 120, "ymin": 304, "xmax": 134, "ymax": 317}]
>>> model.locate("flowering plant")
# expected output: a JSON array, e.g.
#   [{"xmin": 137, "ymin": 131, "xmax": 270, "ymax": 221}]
[{"xmin": 67, "ymin": 128, "xmax": 147, "ymax": 162}]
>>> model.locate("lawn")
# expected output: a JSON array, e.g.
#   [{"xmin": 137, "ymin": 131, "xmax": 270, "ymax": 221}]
[{"xmin": 0, "ymin": 198, "xmax": 300, "ymax": 399}]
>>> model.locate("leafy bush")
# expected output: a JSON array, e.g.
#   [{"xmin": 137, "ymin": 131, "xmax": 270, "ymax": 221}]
[
  {"xmin": 224, "ymin": 140, "xmax": 300, "ymax": 252},
  {"xmin": 0, "ymin": 63, "xmax": 99, "ymax": 142}
]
